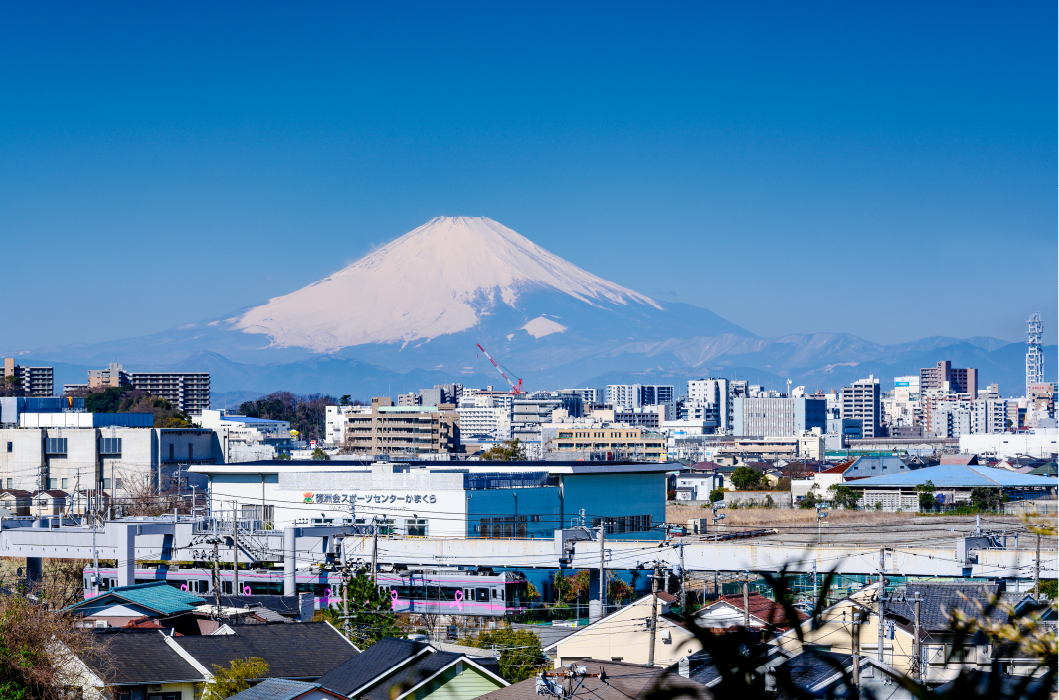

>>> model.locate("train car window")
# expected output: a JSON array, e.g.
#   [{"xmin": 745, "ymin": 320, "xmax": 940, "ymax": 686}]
[
  {"xmin": 197, "ymin": 580, "xmax": 209, "ymax": 594},
  {"xmin": 223, "ymin": 582, "xmax": 233, "ymax": 594},
  {"xmin": 110, "ymin": 579, "xmax": 117, "ymax": 589},
  {"xmin": 476, "ymin": 588, "xmax": 488, "ymax": 602},
  {"xmin": 492, "ymin": 589, "xmax": 497, "ymax": 599}
]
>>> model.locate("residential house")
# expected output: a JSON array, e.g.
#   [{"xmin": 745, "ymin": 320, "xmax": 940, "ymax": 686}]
[
  {"xmin": 229, "ymin": 678, "xmax": 348, "ymax": 700},
  {"xmin": 67, "ymin": 623, "xmax": 359, "ymax": 700},
  {"xmin": 476, "ymin": 660, "xmax": 711, "ymax": 700},
  {"xmin": 677, "ymin": 647, "xmax": 911, "ymax": 700},
  {"xmin": 64, "ymin": 581, "xmax": 207, "ymax": 630},
  {"xmin": 30, "ymin": 489, "xmax": 68, "ymax": 515},
  {"xmin": 695, "ymin": 592, "xmax": 806, "ymax": 638},
  {"xmin": 316, "ymin": 637, "xmax": 507, "ymax": 700},
  {"xmin": 543, "ymin": 592, "xmax": 702, "ymax": 667},
  {"xmin": 884, "ymin": 582, "xmax": 1047, "ymax": 682},
  {"xmin": 0, "ymin": 488, "xmax": 32, "ymax": 515}
]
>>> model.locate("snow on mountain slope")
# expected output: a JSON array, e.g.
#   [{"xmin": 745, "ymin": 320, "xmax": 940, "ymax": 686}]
[{"xmin": 234, "ymin": 216, "xmax": 661, "ymax": 352}]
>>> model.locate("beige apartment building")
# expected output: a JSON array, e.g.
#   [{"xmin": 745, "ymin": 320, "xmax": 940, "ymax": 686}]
[
  {"xmin": 549, "ymin": 426, "xmax": 666, "ymax": 461},
  {"xmin": 343, "ymin": 397, "xmax": 460, "ymax": 455}
]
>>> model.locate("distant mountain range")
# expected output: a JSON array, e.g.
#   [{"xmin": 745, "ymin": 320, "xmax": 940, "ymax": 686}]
[{"xmin": 6, "ymin": 217, "xmax": 1050, "ymax": 400}]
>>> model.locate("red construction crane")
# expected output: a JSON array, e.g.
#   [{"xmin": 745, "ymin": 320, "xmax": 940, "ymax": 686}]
[{"xmin": 475, "ymin": 343, "xmax": 524, "ymax": 394}]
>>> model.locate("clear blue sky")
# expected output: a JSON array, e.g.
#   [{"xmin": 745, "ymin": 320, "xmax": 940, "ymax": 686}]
[{"xmin": 1, "ymin": 1, "xmax": 1055, "ymax": 350}]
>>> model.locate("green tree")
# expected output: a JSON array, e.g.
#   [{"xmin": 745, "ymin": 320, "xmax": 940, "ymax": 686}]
[
  {"xmin": 0, "ymin": 375, "xmax": 25, "ymax": 397},
  {"xmin": 202, "ymin": 657, "xmax": 269, "ymax": 700},
  {"xmin": 709, "ymin": 487, "xmax": 725, "ymax": 503},
  {"xmin": 339, "ymin": 394, "xmax": 352, "ymax": 406},
  {"xmin": 311, "ymin": 447, "xmax": 330, "ymax": 461},
  {"xmin": 481, "ymin": 438, "xmax": 527, "ymax": 461},
  {"xmin": 323, "ymin": 567, "xmax": 403, "ymax": 649},
  {"xmin": 475, "ymin": 625, "xmax": 544, "ymax": 682},
  {"xmin": 970, "ymin": 487, "xmax": 1003, "ymax": 512},
  {"xmin": 827, "ymin": 484, "xmax": 860, "ymax": 510},
  {"xmin": 85, "ymin": 385, "xmax": 133, "ymax": 413},
  {"xmin": 916, "ymin": 480, "xmax": 937, "ymax": 512},
  {"xmin": 730, "ymin": 466, "xmax": 763, "ymax": 490},
  {"xmin": 799, "ymin": 488, "xmax": 818, "ymax": 509}
]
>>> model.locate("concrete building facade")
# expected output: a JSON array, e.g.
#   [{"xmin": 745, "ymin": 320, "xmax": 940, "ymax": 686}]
[
  {"xmin": 920, "ymin": 360, "xmax": 978, "ymax": 398},
  {"xmin": 841, "ymin": 377, "xmax": 881, "ymax": 438},
  {"xmin": 87, "ymin": 363, "xmax": 210, "ymax": 415},
  {"xmin": 732, "ymin": 397, "xmax": 826, "ymax": 437},
  {"xmin": 343, "ymin": 398, "xmax": 460, "ymax": 456},
  {"xmin": 3, "ymin": 358, "xmax": 54, "ymax": 397}
]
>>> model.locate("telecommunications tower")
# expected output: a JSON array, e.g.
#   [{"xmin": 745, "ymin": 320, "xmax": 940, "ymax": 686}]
[{"xmin": 1026, "ymin": 312, "xmax": 1044, "ymax": 396}]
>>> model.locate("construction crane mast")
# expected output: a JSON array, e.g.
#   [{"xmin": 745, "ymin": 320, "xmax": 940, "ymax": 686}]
[{"xmin": 476, "ymin": 343, "xmax": 524, "ymax": 394}]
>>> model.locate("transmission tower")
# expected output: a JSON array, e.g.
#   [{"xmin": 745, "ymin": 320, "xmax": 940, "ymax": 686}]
[{"xmin": 1026, "ymin": 311, "xmax": 1044, "ymax": 396}]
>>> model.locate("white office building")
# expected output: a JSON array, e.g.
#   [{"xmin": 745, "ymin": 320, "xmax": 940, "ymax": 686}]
[{"xmin": 456, "ymin": 394, "xmax": 513, "ymax": 442}]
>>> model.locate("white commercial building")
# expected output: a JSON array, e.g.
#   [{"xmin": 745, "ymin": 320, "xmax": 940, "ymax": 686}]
[
  {"xmin": 456, "ymin": 394, "xmax": 513, "ymax": 442},
  {"xmin": 0, "ymin": 425, "xmax": 214, "ymax": 503},
  {"xmin": 198, "ymin": 409, "xmax": 292, "ymax": 463},
  {"xmin": 960, "ymin": 430, "xmax": 1058, "ymax": 460},
  {"xmin": 192, "ymin": 459, "xmax": 671, "ymax": 536},
  {"xmin": 686, "ymin": 379, "xmax": 731, "ymax": 433}
]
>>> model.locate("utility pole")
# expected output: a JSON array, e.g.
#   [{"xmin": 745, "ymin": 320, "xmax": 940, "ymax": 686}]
[
  {"xmin": 678, "ymin": 543, "xmax": 686, "ymax": 612},
  {"xmin": 341, "ymin": 539, "xmax": 351, "ymax": 639},
  {"xmin": 371, "ymin": 517, "xmax": 379, "ymax": 585},
  {"xmin": 232, "ymin": 500, "xmax": 240, "ymax": 596},
  {"xmin": 598, "ymin": 523, "xmax": 606, "ymax": 618},
  {"xmin": 913, "ymin": 593, "xmax": 922, "ymax": 681},
  {"xmin": 647, "ymin": 564, "xmax": 659, "ymax": 667},
  {"xmin": 877, "ymin": 548, "xmax": 886, "ymax": 663},
  {"xmin": 1034, "ymin": 533, "xmax": 1041, "ymax": 601},
  {"xmin": 91, "ymin": 513, "xmax": 99, "ymax": 597},
  {"xmin": 742, "ymin": 572, "xmax": 750, "ymax": 627},
  {"xmin": 811, "ymin": 559, "xmax": 818, "ymax": 609},
  {"xmin": 212, "ymin": 538, "xmax": 221, "ymax": 610},
  {"xmin": 851, "ymin": 610, "xmax": 860, "ymax": 687}
]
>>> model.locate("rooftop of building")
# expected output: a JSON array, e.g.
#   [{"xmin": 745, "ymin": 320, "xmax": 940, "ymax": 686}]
[
  {"xmin": 846, "ymin": 463, "xmax": 1058, "ymax": 489},
  {"xmin": 191, "ymin": 459, "xmax": 676, "ymax": 476}
]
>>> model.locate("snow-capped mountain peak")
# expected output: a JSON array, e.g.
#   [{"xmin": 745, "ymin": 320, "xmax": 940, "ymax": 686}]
[{"xmin": 234, "ymin": 216, "xmax": 660, "ymax": 352}]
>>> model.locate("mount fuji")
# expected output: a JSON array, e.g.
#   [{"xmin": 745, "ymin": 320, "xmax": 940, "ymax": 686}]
[{"xmin": 14, "ymin": 217, "xmax": 1044, "ymax": 397}]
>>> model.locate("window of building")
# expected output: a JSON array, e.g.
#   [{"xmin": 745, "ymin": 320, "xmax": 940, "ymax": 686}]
[
  {"xmin": 406, "ymin": 518, "xmax": 428, "ymax": 537},
  {"xmin": 48, "ymin": 478, "xmax": 57, "ymax": 489},
  {"xmin": 168, "ymin": 444, "xmax": 174, "ymax": 461},
  {"xmin": 61, "ymin": 479, "xmax": 68, "ymax": 489},
  {"xmin": 5, "ymin": 478, "xmax": 10, "ymax": 489},
  {"xmin": 102, "ymin": 479, "xmax": 111, "ymax": 489},
  {"xmin": 6, "ymin": 442, "xmax": 11, "ymax": 453}
]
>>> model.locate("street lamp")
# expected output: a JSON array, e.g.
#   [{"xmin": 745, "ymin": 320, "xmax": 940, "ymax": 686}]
[
  {"xmin": 816, "ymin": 506, "xmax": 829, "ymax": 542},
  {"xmin": 711, "ymin": 503, "xmax": 726, "ymax": 543}
]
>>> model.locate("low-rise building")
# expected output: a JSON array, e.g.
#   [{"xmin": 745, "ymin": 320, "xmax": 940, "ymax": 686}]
[
  {"xmin": 542, "ymin": 592, "xmax": 697, "ymax": 667},
  {"xmin": 547, "ymin": 424, "xmax": 667, "ymax": 461},
  {"xmin": 199, "ymin": 408, "xmax": 293, "ymax": 462}
]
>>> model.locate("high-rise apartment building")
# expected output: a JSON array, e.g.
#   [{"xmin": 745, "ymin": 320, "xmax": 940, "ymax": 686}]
[
  {"xmin": 920, "ymin": 361, "xmax": 978, "ymax": 397},
  {"xmin": 605, "ymin": 384, "xmax": 674, "ymax": 410},
  {"xmin": 1026, "ymin": 312, "xmax": 1044, "ymax": 396},
  {"xmin": 841, "ymin": 376, "xmax": 881, "ymax": 438},
  {"xmin": 3, "ymin": 359, "xmax": 54, "ymax": 397},
  {"xmin": 86, "ymin": 363, "xmax": 210, "ymax": 415},
  {"xmin": 687, "ymin": 378, "xmax": 730, "ymax": 432}
]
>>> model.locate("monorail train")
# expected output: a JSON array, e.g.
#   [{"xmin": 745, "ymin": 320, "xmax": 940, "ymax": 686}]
[{"xmin": 83, "ymin": 565, "xmax": 529, "ymax": 617}]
